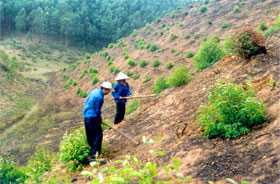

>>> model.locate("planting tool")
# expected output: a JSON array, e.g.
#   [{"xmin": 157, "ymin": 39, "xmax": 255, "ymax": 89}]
[
  {"xmin": 103, "ymin": 122, "xmax": 139, "ymax": 145},
  {"xmin": 119, "ymin": 94, "xmax": 157, "ymax": 99}
]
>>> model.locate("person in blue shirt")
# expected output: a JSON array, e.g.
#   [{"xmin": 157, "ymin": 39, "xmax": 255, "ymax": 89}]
[
  {"xmin": 83, "ymin": 81, "xmax": 112, "ymax": 161},
  {"xmin": 112, "ymin": 72, "xmax": 131, "ymax": 125}
]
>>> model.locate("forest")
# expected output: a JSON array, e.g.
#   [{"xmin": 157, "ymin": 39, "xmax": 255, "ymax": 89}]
[{"xmin": 1, "ymin": 0, "xmax": 190, "ymax": 49}]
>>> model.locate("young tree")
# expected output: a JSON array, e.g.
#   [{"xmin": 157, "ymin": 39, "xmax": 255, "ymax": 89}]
[{"xmin": 15, "ymin": 8, "xmax": 27, "ymax": 33}]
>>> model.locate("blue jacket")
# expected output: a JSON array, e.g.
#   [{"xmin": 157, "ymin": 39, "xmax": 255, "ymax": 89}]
[
  {"xmin": 112, "ymin": 82, "xmax": 131, "ymax": 104},
  {"xmin": 83, "ymin": 89, "xmax": 104, "ymax": 118}
]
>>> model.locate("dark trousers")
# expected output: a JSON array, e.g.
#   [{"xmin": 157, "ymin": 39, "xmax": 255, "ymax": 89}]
[
  {"xmin": 114, "ymin": 102, "xmax": 126, "ymax": 125},
  {"xmin": 84, "ymin": 117, "xmax": 103, "ymax": 159}
]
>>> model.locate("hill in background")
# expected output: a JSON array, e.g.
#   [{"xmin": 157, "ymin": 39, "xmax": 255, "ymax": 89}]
[{"xmin": 0, "ymin": 0, "xmax": 279, "ymax": 183}]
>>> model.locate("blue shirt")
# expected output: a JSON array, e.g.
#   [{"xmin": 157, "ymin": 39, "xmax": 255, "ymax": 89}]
[
  {"xmin": 83, "ymin": 89, "xmax": 104, "ymax": 118},
  {"xmin": 112, "ymin": 82, "xmax": 131, "ymax": 104}
]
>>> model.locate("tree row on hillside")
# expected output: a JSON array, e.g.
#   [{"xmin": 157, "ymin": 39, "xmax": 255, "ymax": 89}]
[{"xmin": 0, "ymin": 0, "xmax": 190, "ymax": 49}]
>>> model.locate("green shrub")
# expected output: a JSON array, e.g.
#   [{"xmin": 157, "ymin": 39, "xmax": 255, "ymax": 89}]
[
  {"xmin": 185, "ymin": 34, "xmax": 191, "ymax": 39},
  {"xmin": 167, "ymin": 66, "xmax": 191, "ymax": 87},
  {"xmin": 196, "ymin": 80, "xmax": 266, "ymax": 139},
  {"xmin": 152, "ymin": 76, "xmax": 169, "ymax": 94},
  {"xmin": 139, "ymin": 60, "xmax": 148, "ymax": 67},
  {"xmin": 222, "ymin": 22, "xmax": 230, "ymax": 29},
  {"xmin": 126, "ymin": 70, "xmax": 133, "ymax": 77},
  {"xmin": 207, "ymin": 20, "xmax": 212, "ymax": 25},
  {"xmin": 264, "ymin": 27, "xmax": 277, "ymax": 36},
  {"xmin": 194, "ymin": 36, "xmax": 225, "ymax": 71},
  {"xmin": 200, "ymin": 5, "xmax": 208, "ymax": 13},
  {"xmin": 223, "ymin": 36, "xmax": 234, "ymax": 55},
  {"xmin": 62, "ymin": 67, "xmax": 67, "ymax": 72},
  {"xmin": 204, "ymin": 0, "xmax": 209, "ymax": 4},
  {"xmin": 152, "ymin": 59, "xmax": 161, "ymax": 67},
  {"xmin": 233, "ymin": 6, "xmax": 240, "ymax": 12},
  {"xmin": 92, "ymin": 76, "xmax": 99, "ymax": 85},
  {"xmin": 127, "ymin": 58, "xmax": 136, "ymax": 66},
  {"xmin": 155, "ymin": 17, "xmax": 161, "ymax": 23},
  {"xmin": 80, "ymin": 69, "xmax": 88, "ymax": 79},
  {"xmin": 240, "ymin": 2, "xmax": 245, "ymax": 5},
  {"xmin": 108, "ymin": 43, "xmax": 114, "ymax": 48},
  {"xmin": 171, "ymin": 48, "xmax": 175, "ymax": 53},
  {"xmin": 85, "ymin": 53, "xmax": 91, "ymax": 59},
  {"xmin": 133, "ymin": 74, "xmax": 139, "ymax": 80},
  {"xmin": 150, "ymin": 43, "xmax": 159, "ymax": 52},
  {"xmin": 143, "ymin": 76, "xmax": 151, "ymax": 83},
  {"xmin": 0, "ymin": 156, "xmax": 27, "ymax": 184},
  {"xmin": 194, "ymin": 34, "xmax": 199, "ymax": 39},
  {"xmin": 186, "ymin": 51, "xmax": 195, "ymax": 58},
  {"xmin": 73, "ymin": 81, "xmax": 78, "ymax": 86},
  {"xmin": 154, "ymin": 31, "xmax": 158, "ymax": 36},
  {"xmin": 183, "ymin": 10, "xmax": 188, "ymax": 16},
  {"xmin": 126, "ymin": 99, "xmax": 141, "ymax": 115},
  {"xmin": 231, "ymin": 24, "xmax": 265, "ymax": 59},
  {"xmin": 169, "ymin": 33, "xmax": 178, "ymax": 40},
  {"xmin": 89, "ymin": 67, "xmax": 98, "ymax": 74},
  {"xmin": 258, "ymin": 22, "xmax": 267, "ymax": 31},
  {"xmin": 63, "ymin": 78, "xmax": 73, "ymax": 88},
  {"xmin": 166, "ymin": 62, "xmax": 174, "ymax": 69},
  {"xmin": 59, "ymin": 128, "xmax": 90, "ymax": 171},
  {"xmin": 25, "ymin": 147, "xmax": 53, "ymax": 183},
  {"xmin": 76, "ymin": 88, "xmax": 81, "ymax": 95}
]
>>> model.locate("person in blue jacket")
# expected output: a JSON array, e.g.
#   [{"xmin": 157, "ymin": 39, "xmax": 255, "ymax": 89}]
[
  {"xmin": 112, "ymin": 72, "xmax": 131, "ymax": 125},
  {"xmin": 83, "ymin": 81, "xmax": 112, "ymax": 161}
]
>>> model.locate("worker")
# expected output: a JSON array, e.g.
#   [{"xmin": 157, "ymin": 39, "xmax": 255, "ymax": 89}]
[
  {"xmin": 83, "ymin": 81, "xmax": 112, "ymax": 162},
  {"xmin": 112, "ymin": 72, "xmax": 131, "ymax": 125}
]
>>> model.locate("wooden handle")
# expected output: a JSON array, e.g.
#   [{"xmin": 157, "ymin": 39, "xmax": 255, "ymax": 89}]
[{"xmin": 103, "ymin": 122, "xmax": 139, "ymax": 145}]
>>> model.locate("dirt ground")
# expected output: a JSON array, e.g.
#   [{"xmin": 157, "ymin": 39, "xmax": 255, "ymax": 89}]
[{"xmin": 6, "ymin": 0, "xmax": 280, "ymax": 183}]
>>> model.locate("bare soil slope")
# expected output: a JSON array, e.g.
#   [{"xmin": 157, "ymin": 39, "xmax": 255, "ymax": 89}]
[{"xmin": 4, "ymin": 0, "xmax": 280, "ymax": 182}]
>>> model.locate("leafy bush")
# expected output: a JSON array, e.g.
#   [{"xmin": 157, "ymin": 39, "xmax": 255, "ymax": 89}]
[
  {"xmin": 152, "ymin": 76, "xmax": 169, "ymax": 94},
  {"xmin": 92, "ymin": 76, "xmax": 99, "ymax": 85},
  {"xmin": 150, "ymin": 43, "xmax": 159, "ymax": 52},
  {"xmin": 139, "ymin": 60, "xmax": 148, "ymax": 67},
  {"xmin": 171, "ymin": 48, "xmax": 175, "ymax": 53},
  {"xmin": 169, "ymin": 33, "xmax": 178, "ymax": 40},
  {"xmin": 231, "ymin": 24, "xmax": 265, "ymax": 59},
  {"xmin": 25, "ymin": 147, "xmax": 53, "ymax": 183},
  {"xmin": 127, "ymin": 58, "xmax": 136, "ymax": 66},
  {"xmin": 152, "ymin": 59, "xmax": 161, "ymax": 67},
  {"xmin": 133, "ymin": 74, "xmax": 140, "ymax": 80},
  {"xmin": 80, "ymin": 69, "xmax": 88, "ymax": 79},
  {"xmin": 240, "ymin": 2, "xmax": 245, "ymax": 5},
  {"xmin": 183, "ymin": 10, "xmax": 188, "ymax": 16},
  {"xmin": 0, "ymin": 156, "xmax": 27, "ymax": 184},
  {"xmin": 223, "ymin": 37, "xmax": 235, "ymax": 55},
  {"xmin": 167, "ymin": 66, "xmax": 191, "ymax": 87},
  {"xmin": 73, "ymin": 80, "xmax": 78, "ymax": 86},
  {"xmin": 166, "ymin": 62, "xmax": 174, "ymax": 69},
  {"xmin": 222, "ymin": 22, "xmax": 230, "ymax": 29},
  {"xmin": 126, "ymin": 99, "xmax": 141, "ymax": 115},
  {"xmin": 89, "ymin": 67, "xmax": 98, "ymax": 74},
  {"xmin": 258, "ymin": 23, "xmax": 267, "ymax": 32},
  {"xmin": 126, "ymin": 70, "xmax": 133, "ymax": 77},
  {"xmin": 186, "ymin": 51, "xmax": 195, "ymax": 58},
  {"xmin": 132, "ymin": 29, "xmax": 138, "ymax": 37},
  {"xmin": 204, "ymin": 0, "xmax": 209, "ymax": 4},
  {"xmin": 63, "ymin": 78, "xmax": 73, "ymax": 88},
  {"xmin": 194, "ymin": 34, "xmax": 199, "ymax": 39},
  {"xmin": 194, "ymin": 36, "xmax": 226, "ymax": 71},
  {"xmin": 196, "ymin": 80, "xmax": 266, "ymax": 139},
  {"xmin": 59, "ymin": 128, "xmax": 90, "ymax": 171},
  {"xmin": 200, "ymin": 5, "xmax": 208, "ymax": 13},
  {"xmin": 207, "ymin": 20, "xmax": 212, "ymax": 25},
  {"xmin": 185, "ymin": 34, "xmax": 191, "ymax": 39},
  {"xmin": 233, "ymin": 6, "xmax": 240, "ymax": 12},
  {"xmin": 143, "ymin": 76, "xmax": 151, "ymax": 83}
]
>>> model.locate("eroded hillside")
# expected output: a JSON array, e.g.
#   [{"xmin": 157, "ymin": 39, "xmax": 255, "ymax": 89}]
[{"xmin": 2, "ymin": 0, "xmax": 279, "ymax": 182}]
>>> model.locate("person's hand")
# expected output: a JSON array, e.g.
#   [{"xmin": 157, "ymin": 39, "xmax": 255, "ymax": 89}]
[{"xmin": 119, "ymin": 96, "xmax": 123, "ymax": 99}]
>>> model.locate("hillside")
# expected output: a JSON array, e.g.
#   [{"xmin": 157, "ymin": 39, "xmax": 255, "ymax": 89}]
[{"xmin": 1, "ymin": 0, "xmax": 279, "ymax": 183}]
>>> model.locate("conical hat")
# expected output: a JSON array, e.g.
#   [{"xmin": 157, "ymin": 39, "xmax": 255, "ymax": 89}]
[{"xmin": 115, "ymin": 72, "xmax": 129, "ymax": 80}]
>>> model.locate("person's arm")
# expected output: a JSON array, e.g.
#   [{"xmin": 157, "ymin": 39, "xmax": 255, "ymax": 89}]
[
  {"xmin": 112, "ymin": 84, "xmax": 121, "ymax": 99},
  {"xmin": 100, "ymin": 115, "xmax": 105, "ymax": 124},
  {"xmin": 127, "ymin": 83, "xmax": 132, "ymax": 96}
]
